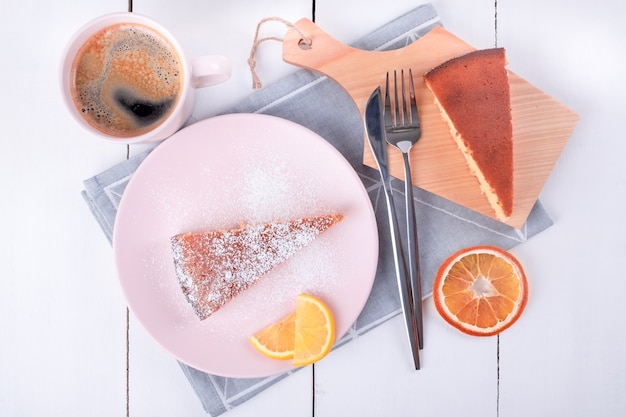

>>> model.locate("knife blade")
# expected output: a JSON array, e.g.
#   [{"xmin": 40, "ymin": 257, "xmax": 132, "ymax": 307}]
[{"xmin": 364, "ymin": 86, "xmax": 420, "ymax": 370}]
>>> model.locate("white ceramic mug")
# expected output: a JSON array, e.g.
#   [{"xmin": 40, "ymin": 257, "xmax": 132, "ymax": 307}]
[{"xmin": 60, "ymin": 12, "xmax": 230, "ymax": 144}]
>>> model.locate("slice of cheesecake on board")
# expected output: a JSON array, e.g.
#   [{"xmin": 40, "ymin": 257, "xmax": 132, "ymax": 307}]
[{"xmin": 424, "ymin": 48, "xmax": 513, "ymax": 221}]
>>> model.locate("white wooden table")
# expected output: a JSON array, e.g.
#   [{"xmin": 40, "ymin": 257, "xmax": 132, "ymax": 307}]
[{"xmin": 2, "ymin": 0, "xmax": 625, "ymax": 415}]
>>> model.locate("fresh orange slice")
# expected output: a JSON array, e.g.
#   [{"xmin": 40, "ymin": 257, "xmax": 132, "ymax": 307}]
[
  {"xmin": 250, "ymin": 294, "xmax": 335, "ymax": 366},
  {"xmin": 433, "ymin": 245, "xmax": 528, "ymax": 336},
  {"xmin": 292, "ymin": 293, "xmax": 336, "ymax": 366},
  {"xmin": 249, "ymin": 311, "xmax": 297, "ymax": 360}
]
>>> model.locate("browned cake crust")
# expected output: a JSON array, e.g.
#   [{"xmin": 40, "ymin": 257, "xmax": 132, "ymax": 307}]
[
  {"xmin": 424, "ymin": 48, "xmax": 513, "ymax": 220},
  {"xmin": 171, "ymin": 214, "xmax": 343, "ymax": 320}
]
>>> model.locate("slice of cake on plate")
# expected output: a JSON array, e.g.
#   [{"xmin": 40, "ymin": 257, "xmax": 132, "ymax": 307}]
[
  {"xmin": 423, "ymin": 48, "xmax": 513, "ymax": 221},
  {"xmin": 171, "ymin": 213, "xmax": 343, "ymax": 320}
]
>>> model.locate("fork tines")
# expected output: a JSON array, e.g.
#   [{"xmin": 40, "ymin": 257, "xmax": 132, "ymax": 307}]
[{"xmin": 385, "ymin": 69, "xmax": 419, "ymax": 128}]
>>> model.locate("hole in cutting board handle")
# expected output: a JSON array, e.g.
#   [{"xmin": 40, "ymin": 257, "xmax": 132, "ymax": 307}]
[{"xmin": 298, "ymin": 38, "xmax": 312, "ymax": 50}]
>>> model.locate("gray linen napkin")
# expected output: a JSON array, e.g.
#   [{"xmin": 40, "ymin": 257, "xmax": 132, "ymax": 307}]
[{"xmin": 82, "ymin": 3, "xmax": 553, "ymax": 415}]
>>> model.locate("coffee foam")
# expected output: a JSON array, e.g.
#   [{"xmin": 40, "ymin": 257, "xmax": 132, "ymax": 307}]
[{"xmin": 71, "ymin": 23, "xmax": 183, "ymax": 137}]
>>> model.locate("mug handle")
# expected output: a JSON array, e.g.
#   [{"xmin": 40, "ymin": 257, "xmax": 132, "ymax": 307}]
[{"xmin": 190, "ymin": 55, "xmax": 231, "ymax": 88}]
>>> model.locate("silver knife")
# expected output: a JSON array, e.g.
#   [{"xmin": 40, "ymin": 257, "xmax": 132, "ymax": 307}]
[{"xmin": 364, "ymin": 86, "xmax": 420, "ymax": 370}]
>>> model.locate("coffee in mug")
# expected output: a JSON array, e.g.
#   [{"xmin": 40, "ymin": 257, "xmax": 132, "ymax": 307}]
[
  {"xmin": 71, "ymin": 23, "xmax": 183, "ymax": 137},
  {"xmin": 61, "ymin": 13, "xmax": 230, "ymax": 143}
]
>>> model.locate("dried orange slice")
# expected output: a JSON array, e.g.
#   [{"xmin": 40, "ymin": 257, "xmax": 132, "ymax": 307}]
[
  {"xmin": 433, "ymin": 245, "xmax": 528, "ymax": 336},
  {"xmin": 250, "ymin": 294, "xmax": 335, "ymax": 366}
]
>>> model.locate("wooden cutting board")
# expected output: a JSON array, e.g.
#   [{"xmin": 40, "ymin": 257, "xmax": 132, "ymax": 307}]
[{"xmin": 281, "ymin": 19, "xmax": 579, "ymax": 229}]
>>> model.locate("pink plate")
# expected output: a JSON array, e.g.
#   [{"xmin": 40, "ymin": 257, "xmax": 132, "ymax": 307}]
[{"xmin": 113, "ymin": 113, "xmax": 378, "ymax": 378}]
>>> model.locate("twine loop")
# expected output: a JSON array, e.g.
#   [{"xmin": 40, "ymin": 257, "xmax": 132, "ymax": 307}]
[{"xmin": 248, "ymin": 17, "xmax": 312, "ymax": 89}]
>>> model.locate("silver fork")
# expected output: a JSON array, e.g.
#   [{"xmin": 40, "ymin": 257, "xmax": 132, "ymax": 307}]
[{"xmin": 384, "ymin": 69, "xmax": 423, "ymax": 350}]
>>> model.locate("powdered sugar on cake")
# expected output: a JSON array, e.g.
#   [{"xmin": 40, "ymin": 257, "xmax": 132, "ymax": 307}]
[{"xmin": 171, "ymin": 214, "xmax": 343, "ymax": 320}]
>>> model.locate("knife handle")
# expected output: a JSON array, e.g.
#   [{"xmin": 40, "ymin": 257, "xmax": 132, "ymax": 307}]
[{"xmin": 381, "ymin": 177, "xmax": 420, "ymax": 370}]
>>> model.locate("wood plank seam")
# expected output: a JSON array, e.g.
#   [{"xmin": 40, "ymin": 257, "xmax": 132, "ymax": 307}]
[
  {"xmin": 494, "ymin": 0, "xmax": 499, "ymax": 47},
  {"xmin": 494, "ymin": 3, "xmax": 501, "ymax": 417},
  {"xmin": 497, "ymin": 335, "xmax": 501, "ymax": 417}
]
